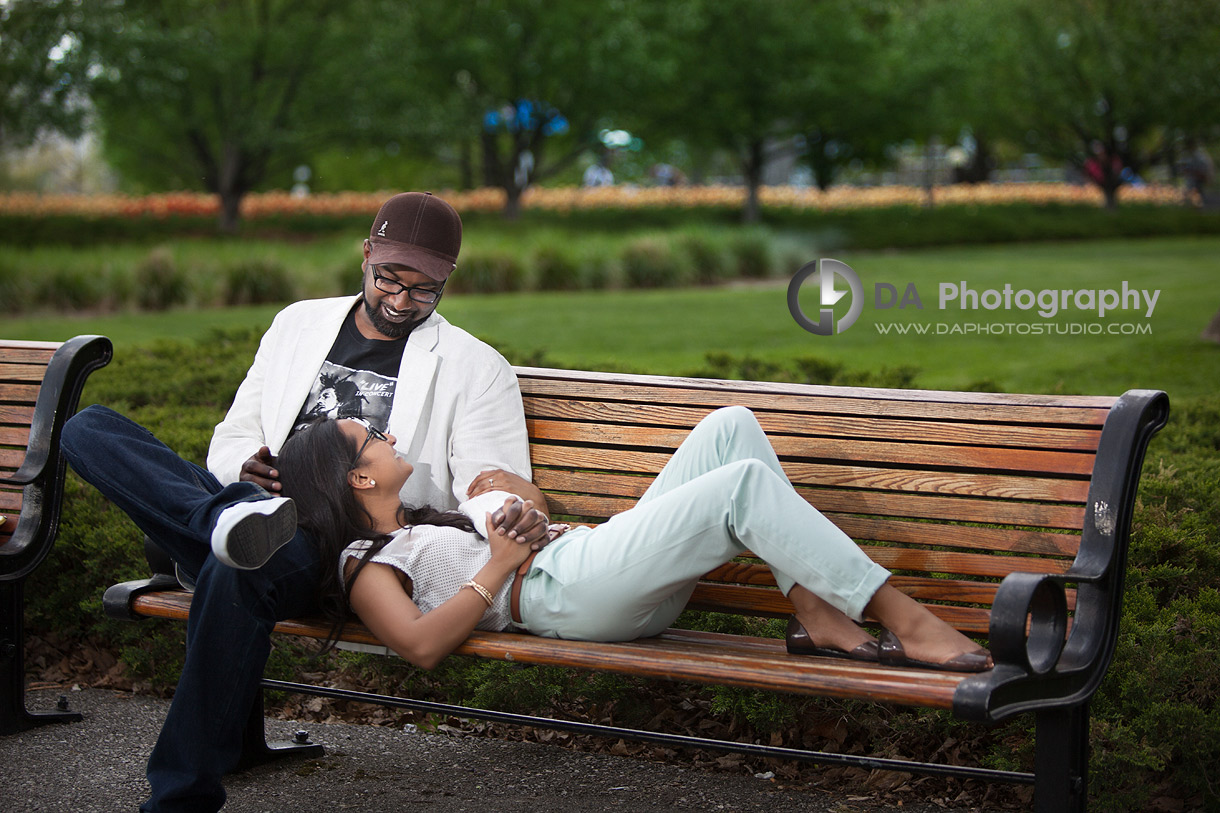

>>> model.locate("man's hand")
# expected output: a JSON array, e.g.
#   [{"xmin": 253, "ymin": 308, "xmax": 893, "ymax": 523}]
[
  {"xmin": 487, "ymin": 497, "xmax": 550, "ymax": 551},
  {"xmin": 468, "ymin": 468, "xmax": 550, "ymax": 519},
  {"xmin": 239, "ymin": 446, "xmax": 282, "ymax": 492}
]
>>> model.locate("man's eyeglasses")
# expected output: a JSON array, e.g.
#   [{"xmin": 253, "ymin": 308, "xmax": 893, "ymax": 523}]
[
  {"xmin": 350, "ymin": 419, "xmax": 389, "ymax": 465},
  {"xmin": 368, "ymin": 264, "xmax": 445, "ymax": 304}
]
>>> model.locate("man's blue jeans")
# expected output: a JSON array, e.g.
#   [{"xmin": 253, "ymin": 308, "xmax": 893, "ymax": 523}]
[{"xmin": 62, "ymin": 405, "xmax": 323, "ymax": 813}]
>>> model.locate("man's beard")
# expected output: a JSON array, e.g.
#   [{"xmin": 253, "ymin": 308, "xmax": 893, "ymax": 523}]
[{"xmin": 363, "ymin": 297, "xmax": 422, "ymax": 339}]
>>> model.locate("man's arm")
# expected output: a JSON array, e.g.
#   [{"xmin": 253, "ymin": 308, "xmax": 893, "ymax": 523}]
[
  {"xmin": 207, "ymin": 316, "xmax": 281, "ymax": 485},
  {"xmin": 448, "ymin": 355, "xmax": 536, "ymax": 526}
]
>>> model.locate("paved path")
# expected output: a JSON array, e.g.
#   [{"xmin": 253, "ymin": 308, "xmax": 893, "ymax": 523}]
[{"xmin": 3, "ymin": 687, "xmax": 975, "ymax": 812}]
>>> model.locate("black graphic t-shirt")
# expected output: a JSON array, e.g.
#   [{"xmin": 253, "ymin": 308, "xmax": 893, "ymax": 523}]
[{"xmin": 293, "ymin": 307, "xmax": 408, "ymax": 435}]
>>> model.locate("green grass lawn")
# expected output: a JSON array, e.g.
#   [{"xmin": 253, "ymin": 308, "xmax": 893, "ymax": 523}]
[{"xmin": 6, "ymin": 236, "xmax": 1217, "ymax": 398}]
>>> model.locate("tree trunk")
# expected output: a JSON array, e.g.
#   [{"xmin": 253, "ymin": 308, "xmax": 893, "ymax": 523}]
[
  {"xmin": 215, "ymin": 143, "xmax": 246, "ymax": 235},
  {"xmin": 741, "ymin": 140, "xmax": 764, "ymax": 224},
  {"xmin": 481, "ymin": 131, "xmax": 501, "ymax": 189},
  {"xmin": 1202, "ymin": 306, "xmax": 1220, "ymax": 344},
  {"xmin": 503, "ymin": 184, "xmax": 523, "ymax": 220},
  {"xmin": 218, "ymin": 190, "xmax": 243, "ymax": 235},
  {"xmin": 459, "ymin": 138, "xmax": 474, "ymax": 191},
  {"xmin": 923, "ymin": 138, "xmax": 939, "ymax": 209}
]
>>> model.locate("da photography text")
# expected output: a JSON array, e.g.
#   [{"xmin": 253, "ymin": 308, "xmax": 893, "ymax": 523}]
[{"xmin": 788, "ymin": 259, "xmax": 1161, "ymax": 337}]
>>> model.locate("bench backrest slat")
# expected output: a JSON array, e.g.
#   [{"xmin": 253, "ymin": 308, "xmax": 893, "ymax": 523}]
[
  {"xmin": 1, "ymin": 343, "xmax": 60, "ymax": 551},
  {"xmin": 517, "ymin": 368, "xmax": 1116, "ymax": 642}
]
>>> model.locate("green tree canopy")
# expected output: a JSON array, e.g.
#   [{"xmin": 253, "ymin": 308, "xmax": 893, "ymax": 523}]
[
  {"xmin": 408, "ymin": 0, "xmax": 650, "ymax": 217},
  {"xmin": 1011, "ymin": 0, "xmax": 1220, "ymax": 207},
  {"xmin": 0, "ymin": 0, "xmax": 92, "ymax": 149},
  {"xmin": 78, "ymin": 0, "xmax": 417, "ymax": 231}
]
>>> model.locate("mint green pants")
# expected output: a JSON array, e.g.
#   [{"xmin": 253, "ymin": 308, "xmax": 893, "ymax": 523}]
[{"xmin": 517, "ymin": 406, "xmax": 891, "ymax": 641}]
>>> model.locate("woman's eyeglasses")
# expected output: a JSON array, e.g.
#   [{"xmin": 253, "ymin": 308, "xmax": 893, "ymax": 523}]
[{"xmin": 350, "ymin": 419, "xmax": 389, "ymax": 464}]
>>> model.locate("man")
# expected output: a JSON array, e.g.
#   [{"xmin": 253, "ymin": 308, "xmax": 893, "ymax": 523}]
[{"xmin": 62, "ymin": 192, "xmax": 542, "ymax": 812}]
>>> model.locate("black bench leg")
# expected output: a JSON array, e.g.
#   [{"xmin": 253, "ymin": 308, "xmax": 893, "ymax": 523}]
[
  {"xmin": 1034, "ymin": 703, "xmax": 1089, "ymax": 813},
  {"xmin": 0, "ymin": 580, "xmax": 82, "ymax": 734},
  {"xmin": 234, "ymin": 685, "xmax": 323, "ymax": 771}
]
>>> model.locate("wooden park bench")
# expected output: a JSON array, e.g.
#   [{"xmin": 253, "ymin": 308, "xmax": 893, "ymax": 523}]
[
  {"xmin": 103, "ymin": 367, "xmax": 1168, "ymax": 812},
  {"xmin": 1, "ymin": 336, "xmax": 113, "ymax": 734}
]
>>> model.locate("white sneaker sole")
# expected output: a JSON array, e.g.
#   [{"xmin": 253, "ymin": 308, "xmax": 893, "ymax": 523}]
[{"xmin": 210, "ymin": 497, "xmax": 297, "ymax": 570}]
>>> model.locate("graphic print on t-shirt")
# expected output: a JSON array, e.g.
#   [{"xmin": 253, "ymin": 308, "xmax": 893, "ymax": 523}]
[{"xmin": 295, "ymin": 361, "xmax": 396, "ymax": 433}]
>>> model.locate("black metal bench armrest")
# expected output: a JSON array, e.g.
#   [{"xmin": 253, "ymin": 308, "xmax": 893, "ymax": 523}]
[
  {"xmin": 1, "ymin": 336, "xmax": 113, "ymax": 488},
  {"xmin": 103, "ymin": 575, "xmax": 183, "ymax": 621},
  {"xmin": 954, "ymin": 388, "xmax": 1169, "ymax": 722},
  {"xmin": 1, "ymin": 336, "xmax": 112, "ymax": 581}
]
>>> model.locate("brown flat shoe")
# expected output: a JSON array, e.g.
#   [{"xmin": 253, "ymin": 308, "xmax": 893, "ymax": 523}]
[
  {"xmin": 785, "ymin": 616, "xmax": 879, "ymax": 662},
  {"xmin": 877, "ymin": 628, "xmax": 992, "ymax": 672}
]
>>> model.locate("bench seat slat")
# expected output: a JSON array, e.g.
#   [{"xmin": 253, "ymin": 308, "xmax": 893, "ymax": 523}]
[
  {"xmin": 524, "ymin": 398, "xmax": 1105, "ymax": 452},
  {"xmin": 527, "ymin": 418, "xmax": 1098, "ymax": 476},
  {"xmin": 127, "ymin": 589, "xmax": 964, "ymax": 709},
  {"xmin": 518, "ymin": 375, "xmax": 1115, "ymax": 425}
]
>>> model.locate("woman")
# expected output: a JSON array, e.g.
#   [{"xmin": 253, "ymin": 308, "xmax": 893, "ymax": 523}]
[{"xmin": 278, "ymin": 406, "xmax": 991, "ymax": 673}]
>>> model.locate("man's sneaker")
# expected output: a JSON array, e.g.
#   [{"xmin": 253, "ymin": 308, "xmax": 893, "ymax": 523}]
[{"xmin": 210, "ymin": 497, "xmax": 297, "ymax": 570}]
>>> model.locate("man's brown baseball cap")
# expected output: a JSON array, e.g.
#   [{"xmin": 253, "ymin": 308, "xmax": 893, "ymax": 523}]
[{"xmin": 366, "ymin": 192, "xmax": 462, "ymax": 281}]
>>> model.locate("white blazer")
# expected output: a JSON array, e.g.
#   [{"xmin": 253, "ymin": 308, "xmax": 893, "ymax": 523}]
[{"xmin": 208, "ymin": 295, "xmax": 530, "ymax": 522}]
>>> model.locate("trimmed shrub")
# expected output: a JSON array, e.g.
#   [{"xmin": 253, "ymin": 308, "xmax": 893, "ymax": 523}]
[
  {"xmin": 223, "ymin": 259, "xmax": 297, "ymax": 305},
  {"xmin": 32, "ymin": 264, "xmax": 115, "ymax": 311},
  {"xmin": 533, "ymin": 246, "xmax": 581, "ymax": 291},
  {"xmin": 680, "ymin": 232, "xmax": 732, "ymax": 285},
  {"xmin": 620, "ymin": 236, "xmax": 687, "ymax": 288},
  {"xmin": 135, "ymin": 249, "xmax": 190, "ymax": 310},
  {"xmin": 728, "ymin": 230, "xmax": 774, "ymax": 278},
  {"xmin": 449, "ymin": 250, "xmax": 525, "ymax": 294},
  {"xmin": 0, "ymin": 258, "xmax": 32, "ymax": 313}
]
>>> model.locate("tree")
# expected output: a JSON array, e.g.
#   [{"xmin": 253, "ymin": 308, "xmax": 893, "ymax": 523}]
[
  {"xmin": 1010, "ymin": 0, "xmax": 1220, "ymax": 208},
  {"xmin": 0, "ymin": 0, "xmax": 92, "ymax": 150},
  {"xmin": 75, "ymin": 0, "xmax": 415, "ymax": 232},
  {"xmin": 867, "ymin": 0, "xmax": 1028, "ymax": 202},
  {"xmin": 644, "ymin": 0, "xmax": 894, "ymax": 220},
  {"xmin": 646, "ymin": 0, "xmax": 816, "ymax": 222},
  {"xmin": 409, "ymin": 0, "xmax": 649, "ymax": 218},
  {"xmin": 794, "ymin": 1, "xmax": 908, "ymax": 191}
]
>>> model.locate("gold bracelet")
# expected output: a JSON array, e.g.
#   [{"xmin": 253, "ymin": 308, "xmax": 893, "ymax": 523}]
[{"xmin": 463, "ymin": 579, "xmax": 495, "ymax": 607}]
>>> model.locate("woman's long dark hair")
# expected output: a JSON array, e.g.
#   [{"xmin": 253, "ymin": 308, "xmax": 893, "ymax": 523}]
[{"xmin": 277, "ymin": 419, "xmax": 474, "ymax": 650}]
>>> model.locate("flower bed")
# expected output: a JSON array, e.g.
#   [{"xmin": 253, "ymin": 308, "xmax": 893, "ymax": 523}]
[{"xmin": 0, "ymin": 182, "xmax": 1185, "ymax": 221}]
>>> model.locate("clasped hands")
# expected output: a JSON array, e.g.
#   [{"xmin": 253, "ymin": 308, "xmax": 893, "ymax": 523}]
[{"xmin": 485, "ymin": 496, "xmax": 551, "ymax": 555}]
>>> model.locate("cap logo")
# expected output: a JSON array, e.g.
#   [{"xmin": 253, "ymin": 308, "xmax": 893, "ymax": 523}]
[{"xmin": 377, "ymin": 220, "xmax": 389, "ymax": 237}]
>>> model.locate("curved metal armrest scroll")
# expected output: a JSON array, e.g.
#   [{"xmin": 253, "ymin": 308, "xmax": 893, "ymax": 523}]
[{"xmin": 989, "ymin": 572, "xmax": 1071, "ymax": 675}]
